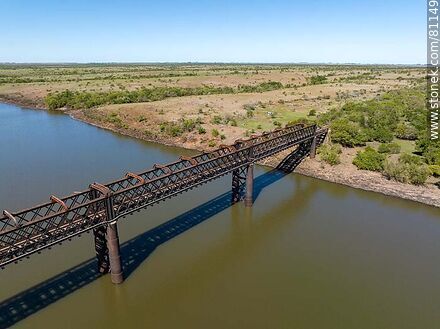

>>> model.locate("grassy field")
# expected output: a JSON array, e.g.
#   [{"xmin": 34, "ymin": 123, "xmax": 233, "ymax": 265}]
[{"xmin": 0, "ymin": 63, "xmax": 424, "ymax": 150}]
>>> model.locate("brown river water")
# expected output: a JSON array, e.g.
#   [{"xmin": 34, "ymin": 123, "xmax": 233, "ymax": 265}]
[{"xmin": 0, "ymin": 102, "xmax": 439, "ymax": 329}]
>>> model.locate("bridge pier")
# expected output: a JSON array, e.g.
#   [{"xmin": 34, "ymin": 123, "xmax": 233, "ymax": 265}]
[
  {"xmin": 244, "ymin": 163, "xmax": 254, "ymax": 207},
  {"xmin": 231, "ymin": 164, "xmax": 254, "ymax": 207},
  {"xmin": 310, "ymin": 136, "xmax": 317, "ymax": 159},
  {"xmin": 107, "ymin": 222, "xmax": 124, "ymax": 284},
  {"xmin": 93, "ymin": 226, "xmax": 109, "ymax": 273},
  {"xmin": 90, "ymin": 182, "xmax": 124, "ymax": 284}
]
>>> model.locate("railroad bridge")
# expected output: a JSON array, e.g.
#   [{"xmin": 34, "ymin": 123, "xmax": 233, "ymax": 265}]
[{"xmin": 0, "ymin": 124, "xmax": 327, "ymax": 284}]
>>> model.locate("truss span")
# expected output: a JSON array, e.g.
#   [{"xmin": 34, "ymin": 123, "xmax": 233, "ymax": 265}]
[{"xmin": 0, "ymin": 124, "xmax": 328, "ymax": 267}]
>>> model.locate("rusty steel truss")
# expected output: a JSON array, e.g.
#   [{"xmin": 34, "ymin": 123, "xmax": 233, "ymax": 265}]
[{"xmin": 0, "ymin": 124, "xmax": 328, "ymax": 269}]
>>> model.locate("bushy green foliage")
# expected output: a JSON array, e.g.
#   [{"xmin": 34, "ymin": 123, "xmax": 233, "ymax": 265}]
[
  {"xmin": 308, "ymin": 109, "xmax": 317, "ymax": 116},
  {"xmin": 378, "ymin": 142, "xmax": 401, "ymax": 154},
  {"xmin": 384, "ymin": 154, "xmax": 431, "ymax": 185},
  {"xmin": 330, "ymin": 118, "xmax": 366, "ymax": 147},
  {"xmin": 309, "ymin": 75, "xmax": 327, "ymax": 85},
  {"xmin": 399, "ymin": 153, "xmax": 424, "ymax": 165},
  {"xmin": 395, "ymin": 122, "xmax": 418, "ymax": 140},
  {"xmin": 160, "ymin": 122, "xmax": 183, "ymax": 137},
  {"xmin": 352, "ymin": 147, "xmax": 385, "ymax": 171},
  {"xmin": 45, "ymin": 82, "xmax": 285, "ymax": 110},
  {"xmin": 159, "ymin": 118, "xmax": 200, "ymax": 137},
  {"xmin": 318, "ymin": 144, "xmax": 342, "ymax": 165},
  {"xmin": 211, "ymin": 129, "xmax": 220, "ymax": 137},
  {"xmin": 181, "ymin": 118, "xmax": 197, "ymax": 132},
  {"xmin": 416, "ymin": 136, "xmax": 440, "ymax": 165},
  {"xmin": 318, "ymin": 88, "xmax": 424, "ymax": 145},
  {"xmin": 211, "ymin": 115, "xmax": 222, "ymax": 124},
  {"xmin": 45, "ymin": 90, "xmax": 75, "ymax": 110},
  {"xmin": 285, "ymin": 117, "xmax": 314, "ymax": 127},
  {"xmin": 364, "ymin": 126, "xmax": 394, "ymax": 143},
  {"xmin": 237, "ymin": 81, "xmax": 283, "ymax": 93},
  {"xmin": 102, "ymin": 112, "xmax": 128, "ymax": 129},
  {"xmin": 429, "ymin": 165, "xmax": 440, "ymax": 177}
]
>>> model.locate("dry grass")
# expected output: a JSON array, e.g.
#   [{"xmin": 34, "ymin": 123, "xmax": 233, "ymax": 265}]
[{"xmin": 0, "ymin": 64, "xmax": 424, "ymax": 150}]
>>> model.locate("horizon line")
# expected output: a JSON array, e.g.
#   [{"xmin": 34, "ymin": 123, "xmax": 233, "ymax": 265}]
[{"xmin": 0, "ymin": 61, "xmax": 425, "ymax": 67}]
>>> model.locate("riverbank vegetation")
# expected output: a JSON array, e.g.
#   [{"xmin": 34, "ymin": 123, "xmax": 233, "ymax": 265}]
[
  {"xmin": 316, "ymin": 87, "xmax": 439, "ymax": 185},
  {"xmin": 1, "ymin": 63, "xmax": 434, "ymax": 189},
  {"xmin": 44, "ymin": 81, "xmax": 285, "ymax": 110}
]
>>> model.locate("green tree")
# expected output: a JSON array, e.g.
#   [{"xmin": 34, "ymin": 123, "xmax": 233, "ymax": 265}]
[
  {"xmin": 352, "ymin": 147, "xmax": 385, "ymax": 171},
  {"xmin": 330, "ymin": 118, "xmax": 366, "ymax": 147}
]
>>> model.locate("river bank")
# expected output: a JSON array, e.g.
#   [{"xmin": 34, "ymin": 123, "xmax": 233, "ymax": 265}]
[
  {"xmin": 70, "ymin": 106, "xmax": 440, "ymax": 208},
  {"xmin": 0, "ymin": 95, "xmax": 44, "ymax": 110},
  {"xmin": 2, "ymin": 99, "xmax": 439, "ymax": 208}
]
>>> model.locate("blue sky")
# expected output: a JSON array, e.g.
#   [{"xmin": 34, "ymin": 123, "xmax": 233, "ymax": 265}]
[{"xmin": 0, "ymin": 0, "xmax": 425, "ymax": 64}]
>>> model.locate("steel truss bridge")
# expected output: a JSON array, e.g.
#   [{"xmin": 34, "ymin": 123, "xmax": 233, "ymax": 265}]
[{"xmin": 0, "ymin": 123, "xmax": 327, "ymax": 283}]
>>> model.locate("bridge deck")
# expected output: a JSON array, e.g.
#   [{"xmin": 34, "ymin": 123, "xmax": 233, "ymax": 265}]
[{"xmin": 0, "ymin": 124, "xmax": 327, "ymax": 267}]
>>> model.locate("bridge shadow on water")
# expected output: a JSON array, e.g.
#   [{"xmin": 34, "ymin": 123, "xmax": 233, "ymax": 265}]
[{"xmin": 0, "ymin": 149, "xmax": 306, "ymax": 328}]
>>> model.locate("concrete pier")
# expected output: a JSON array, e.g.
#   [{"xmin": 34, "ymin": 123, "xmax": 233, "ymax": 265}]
[
  {"xmin": 245, "ymin": 164, "xmax": 254, "ymax": 207},
  {"xmin": 107, "ymin": 222, "xmax": 123, "ymax": 284}
]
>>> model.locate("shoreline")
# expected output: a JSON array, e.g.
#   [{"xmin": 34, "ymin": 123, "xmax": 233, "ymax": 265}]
[
  {"xmin": 0, "ymin": 95, "xmax": 45, "ymax": 110},
  {"xmin": 2, "ymin": 99, "xmax": 439, "ymax": 208}
]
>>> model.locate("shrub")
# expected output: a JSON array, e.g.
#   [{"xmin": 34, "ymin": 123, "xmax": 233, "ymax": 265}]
[
  {"xmin": 330, "ymin": 118, "xmax": 366, "ymax": 147},
  {"xmin": 138, "ymin": 115, "xmax": 147, "ymax": 122},
  {"xmin": 399, "ymin": 153, "xmax": 424, "ymax": 165},
  {"xmin": 211, "ymin": 116, "xmax": 222, "ymax": 124},
  {"xmin": 364, "ymin": 126, "xmax": 394, "ymax": 143},
  {"xmin": 243, "ymin": 104, "xmax": 256, "ymax": 118},
  {"xmin": 352, "ymin": 147, "xmax": 385, "ymax": 171},
  {"xmin": 383, "ymin": 160, "xmax": 408, "ymax": 183},
  {"xmin": 211, "ymin": 129, "xmax": 220, "ymax": 137},
  {"xmin": 416, "ymin": 137, "xmax": 440, "ymax": 165},
  {"xmin": 378, "ymin": 142, "xmax": 401, "ymax": 154},
  {"xmin": 106, "ymin": 112, "xmax": 122, "ymax": 125},
  {"xmin": 384, "ymin": 154, "xmax": 431, "ymax": 185},
  {"xmin": 246, "ymin": 109, "xmax": 254, "ymax": 118},
  {"xmin": 429, "ymin": 165, "xmax": 440, "ymax": 177},
  {"xmin": 181, "ymin": 118, "xmax": 196, "ymax": 132},
  {"xmin": 395, "ymin": 122, "xmax": 418, "ymax": 140},
  {"xmin": 286, "ymin": 118, "xmax": 314, "ymax": 127},
  {"xmin": 159, "ymin": 122, "xmax": 183, "ymax": 137},
  {"xmin": 45, "ymin": 90, "xmax": 75, "ymax": 110},
  {"xmin": 318, "ymin": 144, "xmax": 342, "ymax": 165},
  {"xmin": 408, "ymin": 164, "xmax": 431, "ymax": 185},
  {"xmin": 308, "ymin": 109, "xmax": 317, "ymax": 116},
  {"xmin": 425, "ymin": 146, "xmax": 440, "ymax": 165},
  {"xmin": 309, "ymin": 75, "xmax": 327, "ymax": 85},
  {"xmin": 198, "ymin": 127, "xmax": 206, "ymax": 134}
]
